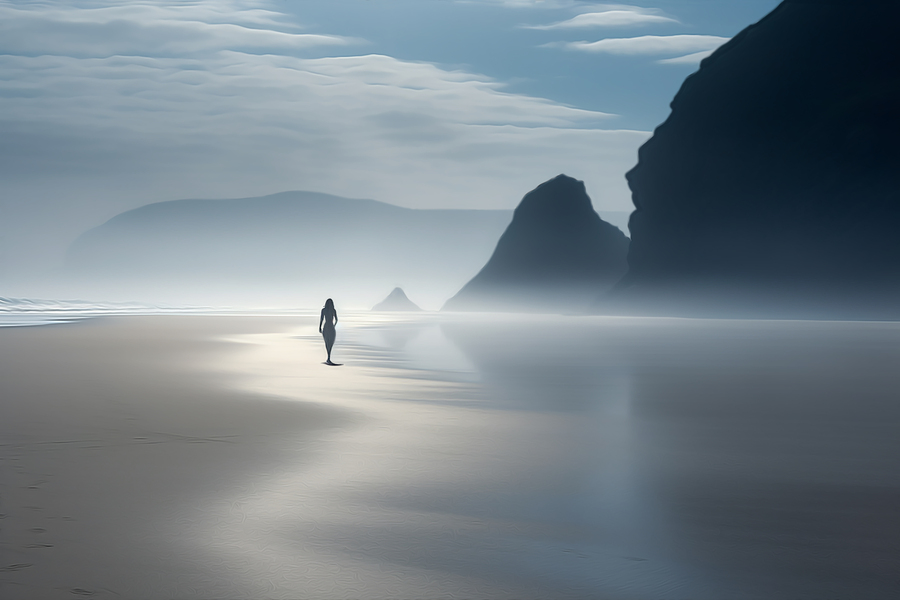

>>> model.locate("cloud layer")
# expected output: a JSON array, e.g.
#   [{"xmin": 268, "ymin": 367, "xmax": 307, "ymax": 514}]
[
  {"xmin": 564, "ymin": 34, "xmax": 729, "ymax": 55},
  {"xmin": 0, "ymin": 0, "xmax": 649, "ymax": 274},
  {"xmin": 530, "ymin": 3, "xmax": 731, "ymax": 66},
  {"xmin": 0, "ymin": 1, "xmax": 353, "ymax": 57},
  {"xmin": 525, "ymin": 9, "xmax": 678, "ymax": 30},
  {"xmin": 657, "ymin": 49, "xmax": 718, "ymax": 65}
]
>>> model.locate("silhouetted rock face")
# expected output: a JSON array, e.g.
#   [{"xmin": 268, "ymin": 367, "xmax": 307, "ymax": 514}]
[
  {"xmin": 620, "ymin": 0, "xmax": 900, "ymax": 315},
  {"xmin": 372, "ymin": 288, "xmax": 422, "ymax": 311},
  {"xmin": 444, "ymin": 175, "xmax": 629, "ymax": 312}
]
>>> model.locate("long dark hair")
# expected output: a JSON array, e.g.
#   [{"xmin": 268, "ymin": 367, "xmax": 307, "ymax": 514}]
[{"xmin": 324, "ymin": 298, "xmax": 335, "ymax": 311}]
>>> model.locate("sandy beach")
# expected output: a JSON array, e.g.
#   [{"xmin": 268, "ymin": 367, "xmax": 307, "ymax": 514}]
[{"xmin": 2, "ymin": 313, "xmax": 900, "ymax": 599}]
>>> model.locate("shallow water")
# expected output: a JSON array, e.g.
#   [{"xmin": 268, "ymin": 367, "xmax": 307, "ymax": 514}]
[{"xmin": 215, "ymin": 313, "xmax": 900, "ymax": 599}]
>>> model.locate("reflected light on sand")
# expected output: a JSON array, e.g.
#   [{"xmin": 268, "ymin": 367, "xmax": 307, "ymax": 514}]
[{"xmin": 182, "ymin": 312, "xmax": 900, "ymax": 599}]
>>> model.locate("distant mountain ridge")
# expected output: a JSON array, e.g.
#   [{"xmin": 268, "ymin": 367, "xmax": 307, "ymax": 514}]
[
  {"xmin": 66, "ymin": 191, "xmax": 513, "ymax": 306},
  {"xmin": 444, "ymin": 175, "xmax": 629, "ymax": 313}
]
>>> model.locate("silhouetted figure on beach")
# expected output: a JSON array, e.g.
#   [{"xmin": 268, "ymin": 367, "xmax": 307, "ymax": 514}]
[{"xmin": 319, "ymin": 298, "xmax": 339, "ymax": 365}]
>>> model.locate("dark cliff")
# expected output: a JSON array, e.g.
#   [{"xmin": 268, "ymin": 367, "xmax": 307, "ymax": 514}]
[
  {"xmin": 617, "ymin": 0, "xmax": 900, "ymax": 316},
  {"xmin": 444, "ymin": 175, "xmax": 629, "ymax": 313}
]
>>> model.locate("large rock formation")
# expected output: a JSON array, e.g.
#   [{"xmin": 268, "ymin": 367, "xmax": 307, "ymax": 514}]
[
  {"xmin": 444, "ymin": 175, "xmax": 629, "ymax": 313},
  {"xmin": 372, "ymin": 288, "xmax": 422, "ymax": 311},
  {"xmin": 617, "ymin": 0, "xmax": 900, "ymax": 317}
]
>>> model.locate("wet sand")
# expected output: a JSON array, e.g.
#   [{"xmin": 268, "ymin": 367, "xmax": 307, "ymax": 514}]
[{"xmin": 2, "ymin": 314, "xmax": 900, "ymax": 598}]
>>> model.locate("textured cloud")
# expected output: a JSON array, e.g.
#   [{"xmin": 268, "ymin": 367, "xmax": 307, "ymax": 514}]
[
  {"xmin": 526, "ymin": 9, "xmax": 678, "ymax": 29},
  {"xmin": 657, "ymin": 49, "xmax": 718, "ymax": 65},
  {"xmin": 0, "ymin": 2, "xmax": 353, "ymax": 57},
  {"xmin": 0, "ymin": 51, "xmax": 639, "ymax": 203},
  {"xmin": 563, "ymin": 34, "xmax": 730, "ymax": 55},
  {"xmin": 0, "ymin": 0, "xmax": 649, "ymax": 274}
]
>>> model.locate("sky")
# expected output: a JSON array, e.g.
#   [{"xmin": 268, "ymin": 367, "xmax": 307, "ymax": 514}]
[{"xmin": 0, "ymin": 0, "xmax": 781, "ymax": 280}]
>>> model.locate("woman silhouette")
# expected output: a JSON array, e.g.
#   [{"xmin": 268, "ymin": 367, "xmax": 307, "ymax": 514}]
[{"xmin": 319, "ymin": 298, "xmax": 339, "ymax": 365}]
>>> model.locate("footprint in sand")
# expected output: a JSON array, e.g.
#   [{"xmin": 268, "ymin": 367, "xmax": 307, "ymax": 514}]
[{"xmin": 0, "ymin": 563, "xmax": 33, "ymax": 572}]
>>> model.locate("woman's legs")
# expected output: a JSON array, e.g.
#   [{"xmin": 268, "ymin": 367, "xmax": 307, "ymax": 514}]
[{"xmin": 323, "ymin": 327, "xmax": 336, "ymax": 363}]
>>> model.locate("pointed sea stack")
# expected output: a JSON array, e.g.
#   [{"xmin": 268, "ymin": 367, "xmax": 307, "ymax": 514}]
[
  {"xmin": 372, "ymin": 287, "xmax": 422, "ymax": 311},
  {"xmin": 617, "ymin": 0, "xmax": 900, "ymax": 317},
  {"xmin": 443, "ymin": 175, "xmax": 629, "ymax": 313}
]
